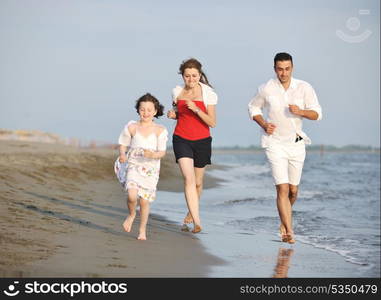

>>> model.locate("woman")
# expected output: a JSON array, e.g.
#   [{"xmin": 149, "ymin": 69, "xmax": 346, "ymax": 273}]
[{"xmin": 167, "ymin": 58, "xmax": 217, "ymax": 233}]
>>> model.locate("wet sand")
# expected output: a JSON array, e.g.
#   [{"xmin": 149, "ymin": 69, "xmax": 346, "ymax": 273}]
[{"xmin": 0, "ymin": 140, "xmax": 223, "ymax": 277}]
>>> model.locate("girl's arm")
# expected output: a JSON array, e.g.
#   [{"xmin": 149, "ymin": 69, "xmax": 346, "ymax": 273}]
[
  {"xmin": 118, "ymin": 122, "xmax": 134, "ymax": 162},
  {"xmin": 143, "ymin": 150, "xmax": 166, "ymax": 159},
  {"xmin": 119, "ymin": 145, "xmax": 129, "ymax": 162},
  {"xmin": 143, "ymin": 127, "xmax": 168, "ymax": 159}
]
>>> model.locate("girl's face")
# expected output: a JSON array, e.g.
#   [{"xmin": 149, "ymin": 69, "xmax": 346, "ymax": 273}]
[
  {"xmin": 182, "ymin": 68, "xmax": 201, "ymax": 88},
  {"xmin": 138, "ymin": 101, "xmax": 157, "ymax": 122}
]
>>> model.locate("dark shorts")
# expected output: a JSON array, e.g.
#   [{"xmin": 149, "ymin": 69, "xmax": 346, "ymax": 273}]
[{"xmin": 172, "ymin": 135, "xmax": 212, "ymax": 168}]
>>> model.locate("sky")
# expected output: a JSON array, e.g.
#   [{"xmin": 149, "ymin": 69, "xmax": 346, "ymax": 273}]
[{"xmin": 0, "ymin": 0, "xmax": 379, "ymax": 147}]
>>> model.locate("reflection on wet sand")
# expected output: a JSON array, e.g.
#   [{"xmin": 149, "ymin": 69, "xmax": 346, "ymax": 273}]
[{"xmin": 272, "ymin": 248, "xmax": 294, "ymax": 278}]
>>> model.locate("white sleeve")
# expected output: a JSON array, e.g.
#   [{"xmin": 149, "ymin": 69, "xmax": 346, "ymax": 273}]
[
  {"xmin": 248, "ymin": 85, "xmax": 266, "ymax": 118},
  {"xmin": 304, "ymin": 84, "xmax": 322, "ymax": 120},
  {"xmin": 171, "ymin": 88, "xmax": 177, "ymax": 102},
  {"xmin": 118, "ymin": 121, "xmax": 135, "ymax": 146},
  {"xmin": 206, "ymin": 89, "xmax": 218, "ymax": 105},
  {"xmin": 172, "ymin": 86, "xmax": 181, "ymax": 102},
  {"xmin": 157, "ymin": 128, "xmax": 168, "ymax": 151}
]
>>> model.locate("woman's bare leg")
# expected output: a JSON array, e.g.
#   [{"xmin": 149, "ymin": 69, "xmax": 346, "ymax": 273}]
[
  {"xmin": 183, "ymin": 166, "xmax": 206, "ymax": 224},
  {"xmin": 178, "ymin": 158, "xmax": 201, "ymax": 231}
]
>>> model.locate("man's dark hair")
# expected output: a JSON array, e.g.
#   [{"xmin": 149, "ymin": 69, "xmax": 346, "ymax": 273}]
[{"xmin": 274, "ymin": 52, "xmax": 293, "ymax": 67}]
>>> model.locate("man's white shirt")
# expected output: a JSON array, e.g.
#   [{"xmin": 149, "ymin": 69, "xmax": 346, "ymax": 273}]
[{"xmin": 248, "ymin": 77, "xmax": 322, "ymax": 148}]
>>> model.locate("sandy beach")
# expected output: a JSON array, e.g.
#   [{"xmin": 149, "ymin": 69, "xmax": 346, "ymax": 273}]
[
  {"xmin": 0, "ymin": 140, "xmax": 378, "ymax": 278},
  {"xmin": 0, "ymin": 140, "xmax": 222, "ymax": 277}
]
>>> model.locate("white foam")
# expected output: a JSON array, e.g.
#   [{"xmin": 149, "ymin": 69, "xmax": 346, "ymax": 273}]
[{"xmin": 296, "ymin": 235, "xmax": 371, "ymax": 267}]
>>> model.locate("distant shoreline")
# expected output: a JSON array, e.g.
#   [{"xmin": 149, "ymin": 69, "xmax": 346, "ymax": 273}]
[
  {"xmin": 212, "ymin": 147, "xmax": 380, "ymax": 155},
  {"xmin": 1, "ymin": 128, "xmax": 379, "ymax": 153}
]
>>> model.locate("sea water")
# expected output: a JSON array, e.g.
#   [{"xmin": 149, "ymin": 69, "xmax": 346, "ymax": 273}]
[{"xmin": 155, "ymin": 150, "xmax": 380, "ymax": 277}]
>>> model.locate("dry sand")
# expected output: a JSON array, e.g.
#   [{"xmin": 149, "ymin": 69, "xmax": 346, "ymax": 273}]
[{"xmin": 0, "ymin": 140, "xmax": 223, "ymax": 277}]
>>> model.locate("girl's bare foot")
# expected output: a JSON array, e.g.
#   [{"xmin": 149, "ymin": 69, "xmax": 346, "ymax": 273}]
[
  {"xmin": 183, "ymin": 212, "xmax": 193, "ymax": 224},
  {"xmin": 137, "ymin": 231, "xmax": 147, "ymax": 240},
  {"xmin": 122, "ymin": 214, "xmax": 136, "ymax": 232}
]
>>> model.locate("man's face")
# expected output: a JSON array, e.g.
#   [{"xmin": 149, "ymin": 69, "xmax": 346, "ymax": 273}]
[{"xmin": 274, "ymin": 60, "xmax": 293, "ymax": 84}]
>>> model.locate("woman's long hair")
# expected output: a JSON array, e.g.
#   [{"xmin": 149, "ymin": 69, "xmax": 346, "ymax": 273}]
[{"xmin": 178, "ymin": 58, "xmax": 212, "ymax": 88}]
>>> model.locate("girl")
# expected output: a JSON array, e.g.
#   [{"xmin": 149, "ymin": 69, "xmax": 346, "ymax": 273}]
[
  {"xmin": 167, "ymin": 58, "xmax": 218, "ymax": 233},
  {"xmin": 117, "ymin": 93, "xmax": 168, "ymax": 240}
]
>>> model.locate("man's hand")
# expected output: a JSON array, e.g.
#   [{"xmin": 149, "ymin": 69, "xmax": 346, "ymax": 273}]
[
  {"xmin": 263, "ymin": 122, "xmax": 276, "ymax": 135},
  {"xmin": 289, "ymin": 104, "xmax": 303, "ymax": 116}
]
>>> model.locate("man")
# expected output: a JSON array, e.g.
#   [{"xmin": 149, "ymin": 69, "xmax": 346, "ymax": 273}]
[{"xmin": 248, "ymin": 52, "xmax": 322, "ymax": 244}]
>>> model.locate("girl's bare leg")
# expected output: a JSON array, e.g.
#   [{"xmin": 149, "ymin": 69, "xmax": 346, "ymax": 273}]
[
  {"xmin": 138, "ymin": 198, "xmax": 150, "ymax": 240},
  {"xmin": 123, "ymin": 188, "xmax": 138, "ymax": 232}
]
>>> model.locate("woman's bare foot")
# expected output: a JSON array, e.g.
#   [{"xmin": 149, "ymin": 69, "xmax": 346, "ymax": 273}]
[
  {"xmin": 183, "ymin": 212, "xmax": 193, "ymax": 224},
  {"xmin": 181, "ymin": 223, "xmax": 190, "ymax": 232},
  {"xmin": 279, "ymin": 224, "xmax": 286, "ymax": 236},
  {"xmin": 192, "ymin": 224, "xmax": 202, "ymax": 234},
  {"xmin": 122, "ymin": 214, "xmax": 136, "ymax": 232},
  {"xmin": 137, "ymin": 231, "xmax": 147, "ymax": 240},
  {"xmin": 287, "ymin": 234, "xmax": 296, "ymax": 244}
]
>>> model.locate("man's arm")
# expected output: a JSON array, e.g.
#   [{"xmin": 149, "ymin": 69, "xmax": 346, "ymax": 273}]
[
  {"xmin": 252, "ymin": 115, "xmax": 276, "ymax": 134},
  {"xmin": 288, "ymin": 105, "xmax": 319, "ymax": 120},
  {"xmin": 293, "ymin": 83, "xmax": 322, "ymax": 121},
  {"xmin": 248, "ymin": 86, "xmax": 276, "ymax": 134}
]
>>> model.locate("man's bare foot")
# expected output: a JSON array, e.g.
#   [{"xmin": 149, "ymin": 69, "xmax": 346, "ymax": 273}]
[
  {"xmin": 137, "ymin": 231, "xmax": 147, "ymax": 240},
  {"xmin": 122, "ymin": 214, "xmax": 136, "ymax": 232},
  {"xmin": 192, "ymin": 224, "xmax": 202, "ymax": 233},
  {"xmin": 281, "ymin": 233, "xmax": 295, "ymax": 244},
  {"xmin": 183, "ymin": 212, "xmax": 193, "ymax": 224}
]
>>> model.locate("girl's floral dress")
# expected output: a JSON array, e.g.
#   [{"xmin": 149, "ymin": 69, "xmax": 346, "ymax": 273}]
[{"xmin": 116, "ymin": 120, "xmax": 168, "ymax": 202}]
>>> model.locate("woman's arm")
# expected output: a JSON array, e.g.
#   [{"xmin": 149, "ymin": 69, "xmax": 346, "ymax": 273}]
[
  {"xmin": 167, "ymin": 110, "xmax": 177, "ymax": 119},
  {"xmin": 187, "ymin": 101, "xmax": 216, "ymax": 128},
  {"xmin": 167, "ymin": 101, "xmax": 178, "ymax": 120}
]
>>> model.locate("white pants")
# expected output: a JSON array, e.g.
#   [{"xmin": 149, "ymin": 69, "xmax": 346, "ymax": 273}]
[{"xmin": 265, "ymin": 140, "xmax": 306, "ymax": 185}]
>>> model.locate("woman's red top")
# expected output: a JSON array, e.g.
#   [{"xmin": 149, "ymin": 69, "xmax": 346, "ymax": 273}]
[{"xmin": 174, "ymin": 100, "xmax": 210, "ymax": 140}]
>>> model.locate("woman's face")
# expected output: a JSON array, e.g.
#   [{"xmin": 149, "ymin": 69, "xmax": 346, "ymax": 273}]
[
  {"xmin": 138, "ymin": 101, "xmax": 157, "ymax": 122},
  {"xmin": 182, "ymin": 68, "xmax": 201, "ymax": 88}
]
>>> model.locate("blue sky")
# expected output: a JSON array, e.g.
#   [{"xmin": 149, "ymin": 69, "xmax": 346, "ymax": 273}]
[{"xmin": 0, "ymin": 0, "xmax": 379, "ymax": 147}]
